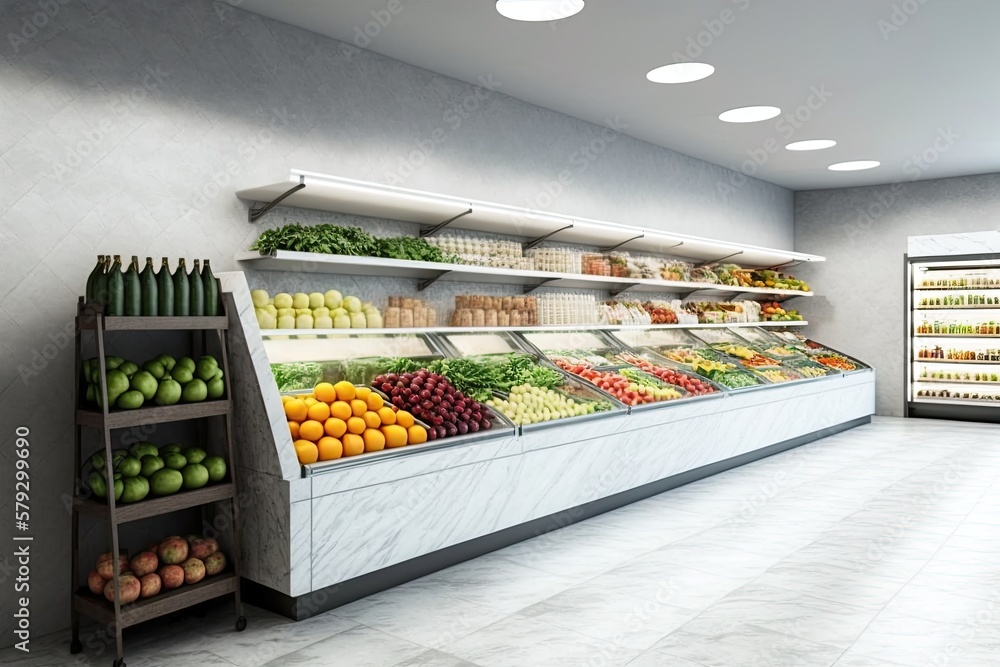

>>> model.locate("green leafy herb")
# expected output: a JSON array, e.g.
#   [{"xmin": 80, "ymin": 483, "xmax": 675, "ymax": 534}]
[
  {"xmin": 271, "ymin": 362, "xmax": 323, "ymax": 392},
  {"xmin": 250, "ymin": 224, "xmax": 456, "ymax": 264}
]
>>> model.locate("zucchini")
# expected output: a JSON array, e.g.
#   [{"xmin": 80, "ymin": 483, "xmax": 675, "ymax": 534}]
[
  {"xmin": 172, "ymin": 259, "xmax": 190, "ymax": 316},
  {"xmin": 123, "ymin": 256, "xmax": 141, "ymax": 316},
  {"xmin": 106, "ymin": 256, "xmax": 124, "ymax": 316},
  {"xmin": 201, "ymin": 259, "xmax": 219, "ymax": 316},
  {"xmin": 139, "ymin": 257, "xmax": 158, "ymax": 316},
  {"xmin": 188, "ymin": 259, "xmax": 204, "ymax": 317},
  {"xmin": 85, "ymin": 255, "xmax": 104, "ymax": 303},
  {"xmin": 157, "ymin": 258, "xmax": 174, "ymax": 316}
]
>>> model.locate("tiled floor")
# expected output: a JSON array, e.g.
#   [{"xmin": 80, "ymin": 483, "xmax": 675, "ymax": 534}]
[{"xmin": 6, "ymin": 416, "xmax": 1000, "ymax": 666}]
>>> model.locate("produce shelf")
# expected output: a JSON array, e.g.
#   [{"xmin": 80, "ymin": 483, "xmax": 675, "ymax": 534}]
[
  {"xmin": 73, "ymin": 572, "xmax": 237, "ymax": 628},
  {"xmin": 915, "ymin": 306, "xmax": 1000, "ymax": 311},
  {"xmin": 912, "ymin": 397, "xmax": 1000, "ymax": 408},
  {"xmin": 913, "ymin": 358, "xmax": 1000, "ymax": 364},
  {"xmin": 73, "ymin": 483, "xmax": 236, "ymax": 524},
  {"xmin": 915, "ymin": 379, "xmax": 1000, "ymax": 386},
  {"xmin": 914, "ymin": 286, "xmax": 1000, "ymax": 291},
  {"xmin": 76, "ymin": 400, "xmax": 231, "ymax": 429},
  {"xmin": 237, "ymin": 170, "xmax": 826, "ymax": 269},
  {"xmin": 235, "ymin": 251, "xmax": 814, "ymax": 300},
  {"xmin": 913, "ymin": 334, "xmax": 1000, "ymax": 339},
  {"xmin": 78, "ymin": 314, "xmax": 229, "ymax": 331},
  {"xmin": 258, "ymin": 321, "xmax": 808, "ymax": 338}
]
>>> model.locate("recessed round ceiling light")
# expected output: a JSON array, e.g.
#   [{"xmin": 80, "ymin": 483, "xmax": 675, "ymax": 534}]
[
  {"xmin": 718, "ymin": 106, "xmax": 781, "ymax": 123},
  {"xmin": 646, "ymin": 62, "xmax": 715, "ymax": 84},
  {"xmin": 828, "ymin": 160, "xmax": 881, "ymax": 171},
  {"xmin": 785, "ymin": 139, "xmax": 837, "ymax": 151},
  {"xmin": 496, "ymin": 0, "xmax": 585, "ymax": 21}
]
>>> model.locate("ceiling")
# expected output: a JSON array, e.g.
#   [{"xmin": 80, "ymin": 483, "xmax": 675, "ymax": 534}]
[{"xmin": 238, "ymin": 0, "xmax": 1000, "ymax": 190}]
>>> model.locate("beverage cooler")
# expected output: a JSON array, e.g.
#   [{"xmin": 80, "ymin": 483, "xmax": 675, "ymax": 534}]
[{"xmin": 906, "ymin": 255, "xmax": 1000, "ymax": 423}]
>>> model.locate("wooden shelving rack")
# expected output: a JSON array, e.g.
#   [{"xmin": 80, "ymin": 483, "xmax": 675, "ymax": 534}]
[{"xmin": 70, "ymin": 299, "xmax": 245, "ymax": 667}]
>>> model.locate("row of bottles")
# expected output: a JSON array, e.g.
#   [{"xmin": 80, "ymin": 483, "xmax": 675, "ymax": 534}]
[
  {"xmin": 85, "ymin": 256, "xmax": 220, "ymax": 317},
  {"xmin": 916, "ymin": 346, "xmax": 1000, "ymax": 361},
  {"xmin": 916, "ymin": 388, "xmax": 1000, "ymax": 401},
  {"xmin": 919, "ymin": 276, "xmax": 1000, "ymax": 288},
  {"xmin": 915, "ymin": 321, "xmax": 1000, "ymax": 335},
  {"xmin": 919, "ymin": 368, "xmax": 1000, "ymax": 382},
  {"xmin": 918, "ymin": 294, "xmax": 1000, "ymax": 307}
]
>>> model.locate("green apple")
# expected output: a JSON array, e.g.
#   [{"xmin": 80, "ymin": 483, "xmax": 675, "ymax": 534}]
[
  {"xmin": 295, "ymin": 313, "xmax": 314, "ymax": 329},
  {"xmin": 273, "ymin": 293, "xmax": 293, "ymax": 309},
  {"xmin": 312, "ymin": 307, "xmax": 330, "ymax": 319},
  {"xmin": 250, "ymin": 289, "xmax": 270, "ymax": 308},
  {"xmin": 308, "ymin": 292, "xmax": 325, "ymax": 309},
  {"xmin": 324, "ymin": 290, "xmax": 343, "ymax": 310},
  {"xmin": 292, "ymin": 293, "xmax": 309, "ymax": 309}
]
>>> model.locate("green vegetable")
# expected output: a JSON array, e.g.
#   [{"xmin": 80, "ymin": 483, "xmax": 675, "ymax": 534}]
[
  {"xmin": 173, "ymin": 259, "xmax": 190, "ymax": 316},
  {"xmin": 271, "ymin": 362, "xmax": 323, "ymax": 392},
  {"xmin": 374, "ymin": 236, "xmax": 451, "ymax": 263},
  {"xmin": 106, "ymin": 256, "xmax": 124, "ymax": 316},
  {"xmin": 425, "ymin": 354, "xmax": 564, "ymax": 402},
  {"xmin": 139, "ymin": 257, "xmax": 158, "ymax": 316},
  {"xmin": 189, "ymin": 259, "xmax": 205, "ymax": 317},
  {"xmin": 249, "ymin": 223, "xmax": 454, "ymax": 264},
  {"xmin": 157, "ymin": 258, "xmax": 174, "ymax": 316}
]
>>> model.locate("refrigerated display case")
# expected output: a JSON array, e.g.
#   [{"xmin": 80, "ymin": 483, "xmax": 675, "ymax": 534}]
[
  {"xmin": 611, "ymin": 328, "xmax": 768, "ymax": 390},
  {"xmin": 706, "ymin": 327, "xmax": 838, "ymax": 380},
  {"xmin": 906, "ymin": 257, "xmax": 1000, "ymax": 422}
]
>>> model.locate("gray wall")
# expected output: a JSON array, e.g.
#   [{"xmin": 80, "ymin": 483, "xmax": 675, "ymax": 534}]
[
  {"xmin": 794, "ymin": 173, "xmax": 1000, "ymax": 416},
  {"xmin": 0, "ymin": 0, "xmax": 793, "ymax": 644}
]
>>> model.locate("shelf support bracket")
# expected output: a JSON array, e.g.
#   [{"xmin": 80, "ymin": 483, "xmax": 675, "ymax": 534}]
[
  {"xmin": 419, "ymin": 209, "xmax": 473, "ymax": 238},
  {"xmin": 600, "ymin": 233, "xmax": 644, "ymax": 253},
  {"xmin": 418, "ymin": 270, "xmax": 452, "ymax": 291},
  {"xmin": 248, "ymin": 179, "xmax": 306, "ymax": 223},
  {"xmin": 697, "ymin": 250, "xmax": 744, "ymax": 268},
  {"xmin": 523, "ymin": 277, "xmax": 560, "ymax": 295},
  {"xmin": 609, "ymin": 282, "xmax": 641, "ymax": 298},
  {"xmin": 523, "ymin": 224, "xmax": 574, "ymax": 251},
  {"xmin": 764, "ymin": 260, "xmax": 802, "ymax": 271}
]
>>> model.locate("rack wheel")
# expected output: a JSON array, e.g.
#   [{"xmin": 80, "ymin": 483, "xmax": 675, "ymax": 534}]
[
  {"xmin": 235, "ymin": 616, "xmax": 247, "ymax": 632},
  {"xmin": 70, "ymin": 639, "xmax": 82, "ymax": 654}
]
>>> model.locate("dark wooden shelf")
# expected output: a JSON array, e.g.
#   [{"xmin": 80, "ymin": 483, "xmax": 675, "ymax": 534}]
[
  {"xmin": 73, "ymin": 571, "xmax": 237, "ymax": 627},
  {"xmin": 74, "ymin": 482, "xmax": 236, "ymax": 523},
  {"xmin": 78, "ymin": 312, "xmax": 227, "ymax": 331},
  {"xmin": 76, "ymin": 400, "xmax": 231, "ymax": 428}
]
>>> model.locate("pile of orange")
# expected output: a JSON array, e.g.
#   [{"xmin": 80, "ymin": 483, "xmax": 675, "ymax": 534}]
[{"xmin": 284, "ymin": 381, "xmax": 428, "ymax": 465}]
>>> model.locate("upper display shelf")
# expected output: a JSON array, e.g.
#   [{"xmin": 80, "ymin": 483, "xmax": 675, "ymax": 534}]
[
  {"xmin": 235, "ymin": 170, "xmax": 825, "ymax": 270},
  {"xmin": 234, "ymin": 250, "xmax": 813, "ymax": 299}
]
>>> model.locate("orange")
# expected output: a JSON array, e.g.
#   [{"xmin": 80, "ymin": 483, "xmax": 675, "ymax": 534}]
[
  {"xmin": 342, "ymin": 433, "xmax": 364, "ymax": 457},
  {"xmin": 334, "ymin": 381, "xmax": 356, "ymax": 402},
  {"xmin": 284, "ymin": 399, "xmax": 308, "ymax": 422},
  {"xmin": 381, "ymin": 424, "xmax": 408, "ymax": 448},
  {"xmin": 293, "ymin": 440, "xmax": 318, "ymax": 465},
  {"xmin": 395, "ymin": 410, "xmax": 415, "ymax": 429},
  {"xmin": 324, "ymin": 417, "xmax": 347, "ymax": 438},
  {"xmin": 407, "ymin": 424, "xmax": 428, "ymax": 445},
  {"xmin": 307, "ymin": 402, "xmax": 331, "ymax": 422},
  {"xmin": 346, "ymin": 416, "xmax": 367, "ymax": 434},
  {"xmin": 350, "ymin": 399, "xmax": 368, "ymax": 417},
  {"xmin": 299, "ymin": 420, "xmax": 325, "ymax": 442},
  {"xmin": 362, "ymin": 428, "xmax": 385, "ymax": 452},
  {"xmin": 363, "ymin": 411, "xmax": 381, "ymax": 429},
  {"xmin": 355, "ymin": 386, "xmax": 372, "ymax": 401},
  {"xmin": 281, "ymin": 394, "xmax": 294, "ymax": 404},
  {"xmin": 365, "ymin": 393, "xmax": 384, "ymax": 411},
  {"xmin": 317, "ymin": 436, "xmax": 343, "ymax": 461},
  {"xmin": 304, "ymin": 397, "xmax": 318, "ymax": 408},
  {"xmin": 288, "ymin": 421, "xmax": 300, "ymax": 440},
  {"xmin": 330, "ymin": 401, "xmax": 352, "ymax": 421},
  {"xmin": 377, "ymin": 406, "xmax": 396, "ymax": 425},
  {"xmin": 314, "ymin": 382, "xmax": 337, "ymax": 403}
]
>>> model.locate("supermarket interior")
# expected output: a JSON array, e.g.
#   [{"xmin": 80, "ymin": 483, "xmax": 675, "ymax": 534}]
[{"xmin": 3, "ymin": 1, "xmax": 1000, "ymax": 666}]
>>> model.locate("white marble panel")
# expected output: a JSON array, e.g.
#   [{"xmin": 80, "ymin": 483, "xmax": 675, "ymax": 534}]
[
  {"xmin": 219, "ymin": 271, "xmax": 300, "ymax": 480},
  {"xmin": 238, "ymin": 468, "xmax": 292, "ymax": 594},
  {"xmin": 908, "ymin": 230, "xmax": 1000, "ymax": 257},
  {"xmin": 289, "ymin": 500, "xmax": 312, "ymax": 597}
]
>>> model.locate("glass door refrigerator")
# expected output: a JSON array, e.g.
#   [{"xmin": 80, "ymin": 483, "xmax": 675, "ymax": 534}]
[{"xmin": 906, "ymin": 256, "xmax": 1000, "ymax": 423}]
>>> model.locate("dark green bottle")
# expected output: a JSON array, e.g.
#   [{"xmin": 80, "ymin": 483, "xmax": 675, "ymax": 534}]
[
  {"xmin": 201, "ymin": 259, "xmax": 219, "ymax": 316},
  {"xmin": 85, "ymin": 255, "xmax": 104, "ymax": 304},
  {"xmin": 93, "ymin": 256, "xmax": 111, "ymax": 306},
  {"xmin": 123, "ymin": 256, "xmax": 141, "ymax": 316},
  {"xmin": 173, "ymin": 258, "xmax": 190, "ymax": 316},
  {"xmin": 189, "ymin": 259, "xmax": 204, "ymax": 317},
  {"xmin": 140, "ymin": 257, "xmax": 158, "ymax": 316},
  {"xmin": 157, "ymin": 258, "xmax": 174, "ymax": 316},
  {"xmin": 106, "ymin": 256, "xmax": 124, "ymax": 316}
]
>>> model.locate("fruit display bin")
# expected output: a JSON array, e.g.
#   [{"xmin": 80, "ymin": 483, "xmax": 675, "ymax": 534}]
[{"xmin": 217, "ymin": 272, "xmax": 875, "ymax": 623}]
